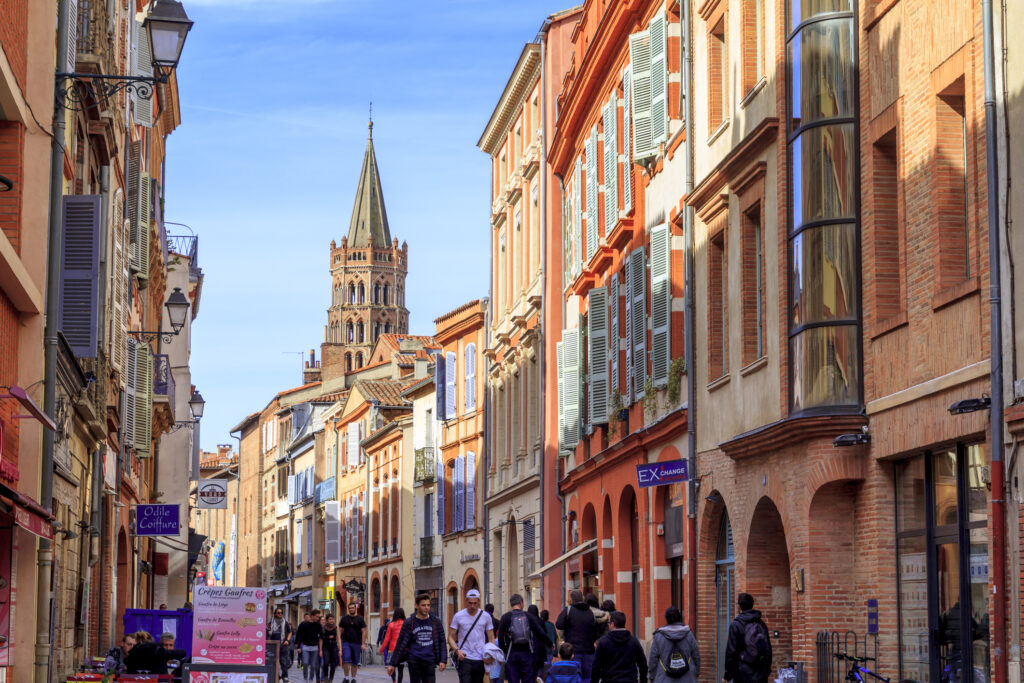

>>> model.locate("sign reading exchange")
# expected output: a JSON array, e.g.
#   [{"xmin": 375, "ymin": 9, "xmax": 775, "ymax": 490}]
[
  {"xmin": 636, "ymin": 460, "xmax": 689, "ymax": 488},
  {"xmin": 197, "ymin": 479, "xmax": 228, "ymax": 509},
  {"xmin": 135, "ymin": 504, "xmax": 180, "ymax": 536}
]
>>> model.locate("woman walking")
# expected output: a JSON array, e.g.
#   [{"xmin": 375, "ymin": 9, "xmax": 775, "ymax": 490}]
[{"xmin": 380, "ymin": 608, "xmax": 407, "ymax": 683}]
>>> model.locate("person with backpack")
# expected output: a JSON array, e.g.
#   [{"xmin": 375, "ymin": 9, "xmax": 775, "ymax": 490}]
[
  {"xmin": 647, "ymin": 606, "xmax": 700, "ymax": 683},
  {"xmin": 389, "ymin": 594, "xmax": 448, "ymax": 683},
  {"xmin": 724, "ymin": 593, "xmax": 772, "ymax": 683},
  {"xmin": 586, "ymin": 595, "xmax": 610, "ymax": 641},
  {"xmin": 555, "ymin": 590, "xmax": 597, "ymax": 683},
  {"xmin": 591, "ymin": 612, "xmax": 647, "ymax": 683},
  {"xmin": 546, "ymin": 643, "xmax": 582, "ymax": 683},
  {"xmin": 498, "ymin": 594, "xmax": 552, "ymax": 683}
]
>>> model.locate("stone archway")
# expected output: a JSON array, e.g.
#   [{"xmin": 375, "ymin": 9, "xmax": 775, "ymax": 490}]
[
  {"xmin": 580, "ymin": 504, "xmax": 597, "ymax": 578},
  {"xmin": 746, "ymin": 497, "xmax": 792, "ymax": 671},
  {"xmin": 600, "ymin": 496, "xmax": 614, "ymax": 604},
  {"xmin": 616, "ymin": 486, "xmax": 641, "ymax": 635},
  {"xmin": 506, "ymin": 518, "xmax": 521, "ymax": 598},
  {"xmin": 117, "ymin": 527, "xmax": 130, "ymax": 630}
]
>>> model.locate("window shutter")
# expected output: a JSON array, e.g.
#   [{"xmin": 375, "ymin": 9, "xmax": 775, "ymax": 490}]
[
  {"xmin": 434, "ymin": 352, "xmax": 446, "ymax": 420},
  {"xmin": 59, "ymin": 195, "xmax": 102, "ymax": 358},
  {"xmin": 573, "ymin": 157, "xmax": 583, "ymax": 276},
  {"xmin": 134, "ymin": 22, "xmax": 153, "ymax": 127},
  {"xmin": 650, "ymin": 223, "xmax": 672, "ymax": 387},
  {"xmin": 131, "ymin": 169, "xmax": 151, "ymax": 278},
  {"xmin": 445, "ymin": 351, "xmax": 457, "ymax": 418},
  {"xmin": 650, "ymin": 12, "xmax": 669, "ymax": 146},
  {"xmin": 610, "ymin": 273, "xmax": 620, "ymax": 394},
  {"xmin": 111, "ymin": 189, "xmax": 128, "ymax": 381},
  {"xmin": 347, "ymin": 423, "xmax": 358, "ymax": 470},
  {"xmin": 287, "ymin": 475, "xmax": 295, "ymax": 505},
  {"xmin": 465, "ymin": 451, "xmax": 476, "ymax": 530},
  {"xmin": 622, "ymin": 68, "xmax": 633, "ymax": 213},
  {"xmin": 562, "ymin": 328, "xmax": 581, "ymax": 448},
  {"xmin": 453, "ymin": 456, "xmax": 464, "ymax": 532},
  {"xmin": 624, "ymin": 255, "xmax": 633, "ymax": 404},
  {"xmin": 437, "ymin": 453, "xmax": 445, "ymax": 534},
  {"xmin": 64, "ymin": 0, "xmax": 79, "ymax": 72},
  {"xmin": 325, "ymin": 501, "xmax": 339, "ymax": 564},
  {"xmin": 630, "ymin": 247, "xmax": 648, "ymax": 398},
  {"xmin": 556, "ymin": 341, "xmax": 565, "ymax": 449},
  {"xmin": 588, "ymin": 287, "xmax": 609, "ymax": 425},
  {"xmin": 134, "ymin": 344, "xmax": 152, "ymax": 457},
  {"xmin": 464, "ymin": 343, "xmax": 476, "ymax": 412},
  {"xmin": 306, "ymin": 517, "xmax": 312, "ymax": 563},
  {"xmin": 585, "ymin": 127, "xmax": 599, "ymax": 262},
  {"xmin": 629, "ymin": 30, "xmax": 654, "ymax": 160},
  {"xmin": 523, "ymin": 520, "xmax": 535, "ymax": 552},
  {"xmin": 358, "ymin": 491, "xmax": 365, "ymax": 557},
  {"xmin": 294, "ymin": 517, "xmax": 302, "ymax": 567},
  {"xmin": 603, "ymin": 96, "xmax": 618, "ymax": 229},
  {"xmin": 124, "ymin": 339, "xmax": 137, "ymax": 451}
]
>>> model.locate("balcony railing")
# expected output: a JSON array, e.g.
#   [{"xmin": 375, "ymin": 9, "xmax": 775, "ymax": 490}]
[
  {"xmin": 315, "ymin": 477, "xmax": 336, "ymax": 504},
  {"xmin": 167, "ymin": 235, "xmax": 201, "ymax": 279},
  {"xmin": 75, "ymin": 0, "xmax": 113, "ymax": 76},
  {"xmin": 153, "ymin": 354, "xmax": 175, "ymax": 412},
  {"xmin": 414, "ymin": 447, "xmax": 435, "ymax": 483},
  {"xmin": 273, "ymin": 564, "xmax": 289, "ymax": 581},
  {"xmin": 418, "ymin": 536, "xmax": 436, "ymax": 568}
]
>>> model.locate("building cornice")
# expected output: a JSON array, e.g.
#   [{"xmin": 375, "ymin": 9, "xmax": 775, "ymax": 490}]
[{"xmin": 478, "ymin": 44, "xmax": 542, "ymax": 155}]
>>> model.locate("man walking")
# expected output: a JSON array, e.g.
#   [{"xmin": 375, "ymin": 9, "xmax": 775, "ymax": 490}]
[
  {"xmin": 295, "ymin": 610, "xmax": 324, "ymax": 683},
  {"xmin": 339, "ymin": 602, "xmax": 368, "ymax": 683},
  {"xmin": 591, "ymin": 612, "xmax": 646, "ymax": 683},
  {"xmin": 724, "ymin": 593, "xmax": 772, "ymax": 683},
  {"xmin": 497, "ymin": 595, "xmax": 552, "ymax": 683},
  {"xmin": 555, "ymin": 590, "xmax": 597, "ymax": 683},
  {"xmin": 389, "ymin": 593, "xmax": 448, "ymax": 683},
  {"xmin": 447, "ymin": 588, "xmax": 495, "ymax": 683}
]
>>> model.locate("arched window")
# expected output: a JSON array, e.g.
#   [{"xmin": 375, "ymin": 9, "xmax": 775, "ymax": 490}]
[
  {"xmin": 374, "ymin": 322, "xmax": 381, "ymax": 340},
  {"xmin": 358, "ymin": 283, "xmax": 365, "ymax": 304},
  {"xmin": 349, "ymin": 283, "xmax": 356, "ymax": 304},
  {"xmin": 357, "ymin": 322, "xmax": 365, "ymax": 343},
  {"xmin": 715, "ymin": 512, "xmax": 735, "ymax": 681},
  {"xmin": 390, "ymin": 575, "xmax": 400, "ymax": 614},
  {"xmin": 357, "ymin": 353, "xmax": 363, "ymax": 369},
  {"xmin": 383, "ymin": 284, "xmax": 390, "ymax": 305},
  {"xmin": 371, "ymin": 578, "xmax": 381, "ymax": 613},
  {"xmin": 346, "ymin": 353, "xmax": 352, "ymax": 372},
  {"xmin": 374, "ymin": 284, "xmax": 381, "ymax": 304},
  {"xmin": 384, "ymin": 322, "xmax": 392, "ymax": 334},
  {"xmin": 347, "ymin": 322, "xmax": 354, "ymax": 344}
]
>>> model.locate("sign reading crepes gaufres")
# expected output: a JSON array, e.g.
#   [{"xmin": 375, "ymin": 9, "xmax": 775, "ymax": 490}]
[{"xmin": 197, "ymin": 479, "xmax": 228, "ymax": 509}]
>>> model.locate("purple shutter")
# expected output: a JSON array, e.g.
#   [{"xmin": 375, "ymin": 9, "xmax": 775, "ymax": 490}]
[
  {"xmin": 60, "ymin": 195, "xmax": 102, "ymax": 357},
  {"xmin": 435, "ymin": 352, "xmax": 446, "ymax": 419},
  {"xmin": 437, "ymin": 453, "xmax": 445, "ymax": 534},
  {"xmin": 454, "ymin": 455, "xmax": 465, "ymax": 532},
  {"xmin": 465, "ymin": 452, "xmax": 475, "ymax": 529}
]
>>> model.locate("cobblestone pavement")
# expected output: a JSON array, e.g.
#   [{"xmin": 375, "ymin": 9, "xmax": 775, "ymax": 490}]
[{"xmin": 283, "ymin": 662, "xmax": 461, "ymax": 683}]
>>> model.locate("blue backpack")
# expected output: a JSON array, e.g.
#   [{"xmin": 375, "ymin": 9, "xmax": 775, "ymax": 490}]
[{"xmin": 547, "ymin": 660, "xmax": 582, "ymax": 683}]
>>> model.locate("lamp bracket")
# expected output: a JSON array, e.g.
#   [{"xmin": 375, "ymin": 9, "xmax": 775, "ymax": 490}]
[
  {"xmin": 55, "ymin": 71, "xmax": 168, "ymax": 112},
  {"xmin": 127, "ymin": 330, "xmax": 179, "ymax": 344}
]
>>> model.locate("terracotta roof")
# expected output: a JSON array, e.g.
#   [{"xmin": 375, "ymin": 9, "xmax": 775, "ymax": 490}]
[
  {"xmin": 434, "ymin": 299, "xmax": 484, "ymax": 325},
  {"xmin": 357, "ymin": 378, "xmax": 422, "ymax": 408},
  {"xmin": 318, "ymin": 391, "xmax": 349, "ymax": 404},
  {"xmin": 377, "ymin": 333, "xmax": 439, "ymax": 349},
  {"xmin": 278, "ymin": 381, "xmax": 321, "ymax": 398}
]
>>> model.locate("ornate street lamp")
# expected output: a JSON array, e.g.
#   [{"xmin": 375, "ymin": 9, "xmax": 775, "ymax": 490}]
[
  {"xmin": 188, "ymin": 390, "xmax": 205, "ymax": 420},
  {"xmin": 57, "ymin": 0, "xmax": 194, "ymax": 109},
  {"xmin": 128, "ymin": 287, "xmax": 190, "ymax": 344}
]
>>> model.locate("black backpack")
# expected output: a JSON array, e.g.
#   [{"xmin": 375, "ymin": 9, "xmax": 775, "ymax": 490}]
[
  {"xmin": 738, "ymin": 620, "xmax": 771, "ymax": 668},
  {"xmin": 510, "ymin": 611, "xmax": 533, "ymax": 650}
]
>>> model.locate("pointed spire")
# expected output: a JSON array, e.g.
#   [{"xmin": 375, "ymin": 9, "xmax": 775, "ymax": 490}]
[{"xmin": 346, "ymin": 121, "xmax": 391, "ymax": 248}]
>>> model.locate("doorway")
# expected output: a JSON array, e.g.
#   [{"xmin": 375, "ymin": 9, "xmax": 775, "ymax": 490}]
[{"xmin": 715, "ymin": 513, "xmax": 735, "ymax": 683}]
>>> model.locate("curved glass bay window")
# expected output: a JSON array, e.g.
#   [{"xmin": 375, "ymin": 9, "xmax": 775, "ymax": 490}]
[{"xmin": 787, "ymin": 0, "xmax": 861, "ymax": 412}]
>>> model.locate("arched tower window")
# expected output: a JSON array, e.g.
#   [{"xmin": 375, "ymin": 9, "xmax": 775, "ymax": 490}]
[
  {"xmin": 346, "ymin": 353, "xmax": 352, "ymax": 372},
  {"xmin": 347, "ymin": 322, "xmax": 354, "ymax": 344},
  {"xmin": 349, "ymin": 283, "xmax": 356, "ymax": 304},
  {"xmin": 383, "ymin": 284, "xmax": 390, "ymax": 305},
  {"xmin": 357, "ymin": 353, "xmax": 364, "ymax": 369},
  {"xmin": 357, "ymin": 322, "xmax": 365, "ymax": 343},
  {"xmin": 384, "ymin": 322, "xmax": 392, "ymax": 334},
  {"xmin": 374, "ymin": 284, "xmax": 381, "ymax": 304},
  {"xmin": 374, "ymin": 322, "xmax": 381, "ymax": 341},
  {"xmin": 359, "ymin": 283, "xmax": 365, "ymax": 304}
]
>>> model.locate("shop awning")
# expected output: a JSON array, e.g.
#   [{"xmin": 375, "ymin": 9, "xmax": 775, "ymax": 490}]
[
  {"xmin": 528, "ymin": 539, "xmax": 597, "ymax": 579},
  {"xmin": 269, "ymin": 584, "xmax": 289, "ymax": 596},
  {"xmin": 298, "ymin": 590, "xmax": 312, "ymax": 604},
  {"xmin": 0, "ymin": 482, "xmax": 54, "ymax": 540},
  {"xmin": 282, "ymin": 590, "xmax": 303, "ymax": 602}
]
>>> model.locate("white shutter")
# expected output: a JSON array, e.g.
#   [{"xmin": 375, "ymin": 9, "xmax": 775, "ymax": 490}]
[
  {"xmin": 134, "ymin": 172, "xmax": 150, "ymax": 278},
  {"xmin": 294, "ymin": 517, "xmax": 302, "ymax": 566},
  {"xmin": 572, "ymin": 157, "xmax": 583, "ymax": 276},
  {"xmin": 464, "ymin": 343, "xmax": 476, "ymax": 412},
  {"xmin": 123, "ymin": 338, "xmax": 137, "ymax": 451},
  {"xmin": 629, "ymin": 30, "xmax": 654, "ymax": 160},
  {"xmin": 650, "ymin": 223, "xmax": 672, "ymax": 387},
  {"xmin": 562, "ymin": 328, "xmax": 581, "ymax": 448},
  {"xmin": 624, "ymin": 255, "xmax": 633, "ymax": 404},
  {"xmin": 585, "ymin": 127, "xmax": 599, "ymax": 262},
  {"xmin": 465, "ymin": 452, "xmax": 476, "ymax": 529},
  {"xmin": 287, "ymin": 475, "xmax": 295, "ymax": 505},
  {"xmin": 347, "ymin": 423, "xmax": 358, "ymax": 470},
  {"xmin": 610, "ymin": 273, "xmax": 620, "ymax": 395},
  {"xmin": 622, "ymin": 68, "xmax": 633, "ymax": 213},
  {"xmin": 556, "ymin": 341, "xmax": 565, "ymax": 448},
  {"xmin": 445, "ymin": 351, "xmax": 457, "ymax": 418},
  {"xmin": 64, "ymin": 0, "xmax": 79, "ymax": 72},
  {"xmin": 588, "ymin": 287, "xmax": 609, "ymax": 425},
  {"xmin": 110, "ymin": 189, "xmax": 126, "ymax": 381},
  {"xmin": 325, "ymin": 500, "xmax": 341, "ymax": 565},
  {"xmin": 649, "ymin": 12, "xmax": 668, "ymax": 146},
  {"xmin": 134, "ymin": 22, "xmax": 153, "ymax": 127},
  {"xmin": 436, "ymin": 453, "xmax": 445, "ymax": 534},
  {"xmin": 358, "ymin": 491, "xmax": 365, "ymax": 557},
  {"xmin": 603, "ymin": 96, "xmax": 618, "ymax": 231},
  {"xmin": 630, "ymin": 247, "xmax": 648, "ymax": 398}
]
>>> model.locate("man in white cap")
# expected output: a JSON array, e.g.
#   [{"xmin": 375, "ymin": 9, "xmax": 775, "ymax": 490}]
[{"xmin": 447, "ymin": 588, "xmax": 495, "ymax": 683}]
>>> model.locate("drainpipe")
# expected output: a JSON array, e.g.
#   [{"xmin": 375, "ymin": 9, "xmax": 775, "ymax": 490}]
[
  {"xmin": 537, "ymin": 19, "xmax": 551, "ymax": 604},
  {"xmin": 681, "ymin": 0, "xmax": 698, "ymax": 632},
  {"xmin": 483, "ymin": 299, "xmax": 491, "ymax": 601},
  {"xmin": 553, "ymin": 175, "xmax": 567, "ymax": 603},
  {"xmin": 982, "ymin": 1, "xmax": 1007, "ymax": 681},
  {"xmin": 39, "ymin": 1, "xmax": 72, "ymax": 679}
]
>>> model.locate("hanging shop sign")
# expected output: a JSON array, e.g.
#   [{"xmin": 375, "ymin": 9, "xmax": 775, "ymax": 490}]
[
  {"xmin": 135, "ymin": 504, "xmax": 181, "ymax": 536},
  {"xmin": 636, "ymin": 459, "xmax": 689, "ymax": 488},
  {"xmin": 192, "ymin": 585, "xmax": 268, "ymax": 666},
  {"xmin": 197, "ymin": 479, "xmax": 228, "ymax": 509}
]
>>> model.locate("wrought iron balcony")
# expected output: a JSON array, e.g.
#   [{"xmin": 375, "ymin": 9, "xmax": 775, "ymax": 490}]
[
  {"xmin": 414, "ymin": 447, "xmax": 435, "ymax": 483},
  {"xmin": 315, "ymin": 478, "xmax": 337, "ymax": 504},
  {"xmin": 75, "ymin": 0, "xmax": 114, "ymax": 78},
  {"xmin": 167, "ymin": 235, "xmax": 201, "ymax": 279}
]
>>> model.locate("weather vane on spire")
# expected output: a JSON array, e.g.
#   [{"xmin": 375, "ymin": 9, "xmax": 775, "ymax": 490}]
[{"xmin": 369, "ymin": 101, "xmax": 373, "ymax": 134}]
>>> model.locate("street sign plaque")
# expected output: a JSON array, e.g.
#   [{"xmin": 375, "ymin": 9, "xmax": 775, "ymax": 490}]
[{"xmin": 636, "ymin": 459, "xmax": 689, "ymax": 488}]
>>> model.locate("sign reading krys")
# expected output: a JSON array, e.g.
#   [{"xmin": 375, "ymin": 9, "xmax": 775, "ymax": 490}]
[{"xmin": 197, "ymin": 479, "xmax": 228, "ymax": 509}]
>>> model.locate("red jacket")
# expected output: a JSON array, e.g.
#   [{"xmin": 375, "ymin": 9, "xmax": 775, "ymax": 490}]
[{"xmin": 380, "ymin": 618, "xmax": 404, "ymax": 654}]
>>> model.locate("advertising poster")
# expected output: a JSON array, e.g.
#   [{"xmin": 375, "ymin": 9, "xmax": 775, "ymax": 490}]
[
  {"xmin": 192, "ymin": 586, "xmax": 267, "ymax": 665},
  {"xmin": 189, "ymin": 673, "xmax": 267, "ymax": 683},
  {"xmin": 0, "ymin": 526, "xmax": 10, "ymax": 666}
]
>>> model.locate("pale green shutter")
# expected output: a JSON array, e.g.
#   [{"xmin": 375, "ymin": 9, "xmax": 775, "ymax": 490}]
[
  {"xmin": 134, "ymin": 172, "xmax": 151, "ymax": 280},
  {"xmin": 573, "ymin": 157, "xmax": 583, "ymax": 277},
  {"xmin": 623, "ymin": 255, "xmax": 633, "ymax": 404},
  {"xmin": 603, "ymin": 96, "xmax": 618, "ymax": 229},
  {"xmin": 134, "ymin": 344, "xmax": 152, "ymax": 457},
  {"xmin": 629, "ymin": 30, "xmax": 654, "ymax": 160},
  {"xmin": 630, "ymin": 247, "xmax": 647, "ymax": 398},
  {"xmin": 124, "ymin": 338, "xmax": 137, "ymax": 450},
  {"xmin": 135, "ymin": 22, "xmax": 153, "ymax": 127},
  {"xmin": 588, "ymin": 288, "xmax": 609, "ymax": 425},
  {"xmin": 562, "ymin": 329, "xmax": 581, "ymax": 448},
  {"xmin": 609, "ymin": 273, "xmax": 620, "ymax": 394},
  {"xmin": 650, "ymin": 224, "xmax": 671, "ymax": 387},
  {"xmin": 649, "ymin": 12, "xmax": 668, "ymax": 146},
  {"xmin": 622, "ymin": 68, "xmax": 633, "ymax": 213},
  {"xmin": 586, "ymin": 126, "xmax": 599, "ymax": 262}
]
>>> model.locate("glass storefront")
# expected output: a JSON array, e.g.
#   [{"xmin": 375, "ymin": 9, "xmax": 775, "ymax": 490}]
[
  {"xmin": 786, "ymin": 0, "xmax": 861, "ymax": 413},
  {"xmin": 895, "ymin": 444, "xmax": 990, "ymax": 683}
]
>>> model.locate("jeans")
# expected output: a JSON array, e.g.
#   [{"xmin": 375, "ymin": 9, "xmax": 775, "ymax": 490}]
[
  {"xmin": 301, "ymin": 645, "xmax": 321, "ymax": 682},
  {"xmin": 408, "ymin": 660, "xmax": 436, "ymax": 683},
  {"xmin": 505, "ymin": 650, "xmax": 536, "ymax": 683},
  {"xmin": 342, "ymin": 642, "xmax": 363, "ymax": 666},
  {"xmin": 457, "ymin": 658, "xmax": 486, "ymax": 683},
  {"xmin": 575, "ymin": 653, "xmax": 595, "ymax": 683},
  {"xmin": 322, "ymin": 646, "xmax": 339, "ymax": 681}
]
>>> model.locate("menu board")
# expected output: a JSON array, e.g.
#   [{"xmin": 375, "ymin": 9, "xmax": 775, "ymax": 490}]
[
  {"xmin": 192, "ymin": 586, "xmax": 267, "ymax": 665},
  {"xmin": 189, "ymin": 673, "xmax": 267, "ymax": 683}
]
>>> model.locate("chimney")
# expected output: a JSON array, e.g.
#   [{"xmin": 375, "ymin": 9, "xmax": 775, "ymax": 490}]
[
  {"xmin": 303, "ymin": 349, "xmax": 322, "ymax": 384},
  {"xmin": 414, "ymin": 356, "xmax": 429, "ymax": 379}
]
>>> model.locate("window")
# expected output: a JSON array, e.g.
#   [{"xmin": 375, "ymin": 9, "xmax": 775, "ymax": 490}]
[
  {"xmin": 305, "ymin": 515, "xmax": 312, "ymax": 564},
  {"xmin": 708, "ymin": 225, "xmax": 728, "ymax": 380},
  {"xmin": 742, "ymin": 0, "xmax": 764, "ymax": 94},
  {"xmin": 741, "ymin": 198, "xmax": 765, "ymax": 365},
  {"xmin": 358, "ymin": 283, "xmax": 365, "ymax": 304},
  {"xmin": 346, "ymin": 353, "xmax": 352, "ymax": 372},
  {"xmin": 347, "ymin": 322, "xmax": 354, "ymax": 344},
  {"xmin": 349, "ymin": 283, "xmax": 356, "ymax": 304},
  {"xmin": 357, "ymin": 321, "xmax": 364, "ymax": 343},
  {"xmin": 374, "ymin": 284, "xmax": 381, "ymax": 304},
  {"xmin": 371, "ymin": 578, "xmax": 381, "ymax": 613},
  {"xmin": 383, "ymin": 284, "xmax": 390, "ymax": 304},
  {"xmin": 934, "ymin": 79, "xmax": 970, "ymax": 288},
  {"xmin": 872, "ymin": 125, "xmax": 903, "ymax": 321},
  {"xmin": 709, "ymin": 16, "xmax": 728, "ymax": 131},
  {"xmin": 424, "ymin": 492, "xmax": 434, "ymax": 536}
]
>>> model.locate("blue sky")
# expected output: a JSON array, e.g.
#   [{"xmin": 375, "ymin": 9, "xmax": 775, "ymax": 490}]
[{"xmin": 167, "ymin": 0, "xmax": 563, "ymax": 450}]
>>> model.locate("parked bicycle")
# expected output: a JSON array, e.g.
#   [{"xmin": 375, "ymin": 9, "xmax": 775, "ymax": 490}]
[{"xmin": 836, "ymin": 653, "xmax": 890, "ymax": 683}]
